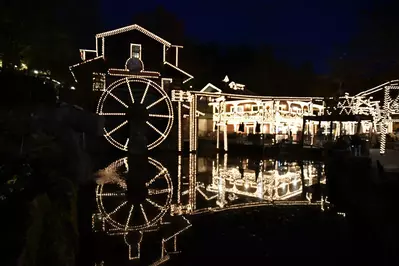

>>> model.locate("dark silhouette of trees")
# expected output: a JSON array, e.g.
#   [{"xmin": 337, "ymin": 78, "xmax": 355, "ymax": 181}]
[
  {"xmin": 132, "ymin": 6, "xmax": 186, "ymax": 45},
  {"xmin": 130, "ymin": 6, "xmax": 322, "ymax": 96},
  {"xmin": 0, "ymin": 0, "xmax": 101, "ymax": 80},
  {"xmin": 330, "ymin": 0, "xmax": 399, "ymax": 94}
]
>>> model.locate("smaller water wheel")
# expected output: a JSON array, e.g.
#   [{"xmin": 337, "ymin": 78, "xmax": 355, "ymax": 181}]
[
  {"xmin": 96, "ymin": 157, "xmax": 173, "ymax": 231},
  {"xmin": 97, "ymin": 78, "xmax": 174, "ymax": 151}
]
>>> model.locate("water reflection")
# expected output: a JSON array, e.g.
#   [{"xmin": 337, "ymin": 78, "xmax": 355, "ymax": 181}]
[
  {"xmin": 92, "ymin": 154, "xmax": 329, "ymax": 265},
  {"xmin": 178, "ymin": 154, "xmax": 327, "ymax": 215},
  {"xmin": 93, "ymin": 157, "xmax": 191, "ymax": 265}
]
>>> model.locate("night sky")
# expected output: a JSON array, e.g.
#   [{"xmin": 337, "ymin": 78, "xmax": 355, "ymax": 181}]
[{"xmin": 102, "ymin": 0, "xmax": 374, "ymax": 74}]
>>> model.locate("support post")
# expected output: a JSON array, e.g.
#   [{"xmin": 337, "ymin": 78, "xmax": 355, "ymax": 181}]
[
  {"xmin": 223, "ymin": 123, "xmax": 228, "ymax": 152},
  {"xmin": 300, "ymin": 117, "xmax": 306, "ymax": 147},
  {"xmin": 216, "ymin": 123, "xmax": 220, "ymax": 150},
  {"xmin": 177, "ymin": 101, "xmax": 182, "ymax": 152},
  {"xmin": 193, "ymin": 95, "xmax": 198, "ymax": 152},
  {"xmin": 380, "ymin": 86, "xmax": 389, "ymax": 155},
  {"xmin": 188, "ymin": 154, "xmax": 196, "ymax": 212},
  {"xmin": 177, "ymin": 155, "xmax": 182, "ymax": 204},
  {"xmin": 189, "ymin": 97, "xmax": 195, "ymax": 153}
]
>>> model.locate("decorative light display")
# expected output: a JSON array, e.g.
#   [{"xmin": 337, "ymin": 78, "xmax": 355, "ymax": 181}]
[
  {"xmin": 172, "ymin": 154, "xmax": 327, "ymax": 216},
  {"xmin": 97, "ymin": 78, "xmax": 174, "ymax": 151},
  {"xmin": 173, "ymin": 79, "xmax": 399, "ymax": 152},
  {"xmin": 96, "ymin": 157, "xmax": 173, "ymax": 231},
  {"xmin": 163, "ymin": 61, "xmax": 194, "ymax": 84},
  {"xmin": 79, "ymin": 49, "xmax": 97, "ymax": 61},
  {"xmin": 96, "ymin": 24, "xmax": 172, "ymax": 47},
  {"xmin": 94, "ymin": 156, "xmax": 194, "ymax": 264},
  {"xmin": 69, "ymin": 56, "xmax": 104, "ymax": 82}
]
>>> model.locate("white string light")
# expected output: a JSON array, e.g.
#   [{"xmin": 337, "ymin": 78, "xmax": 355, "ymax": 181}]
[
  {"xmin": 97, "ymin": 78, "xmax": 174, "ymax": 151},
  {"xmin": 96, "ymin": 157, "xmax": 173, "ymax": 231}
]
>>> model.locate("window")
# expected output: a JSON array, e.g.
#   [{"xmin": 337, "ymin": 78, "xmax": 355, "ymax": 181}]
[
  {"xmin": 93, "ymin": 73, "xmax": 105, "ymax": 91},
  {"xmin": 252, "ymin": 105, "xmax": 259, "ymax": 112},
  {"xmin": 230, "ymin": 106, "xmax": 243, "ymax": 112},
  {"xmin": 130, "ymin": 44, "xmax": 142, "ymax": 59}
]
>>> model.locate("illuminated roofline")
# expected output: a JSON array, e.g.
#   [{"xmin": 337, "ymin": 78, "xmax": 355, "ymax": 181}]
[
  {"xmin": 200, "ymin": 83, "xmax": 222, "ymax": 93},
  {"xmin": 96, "ymin": 24, "xmax": 172, "ymax": 47},
  {"xmin": 163, "ymin": 61, "xmax": 194, "ymax": 83}
]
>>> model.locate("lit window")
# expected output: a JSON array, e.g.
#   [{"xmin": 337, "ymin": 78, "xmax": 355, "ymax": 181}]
[
  {"xmin": 93, "ymin": 73, "xmax": 105, "ymax": 91},
  {"xmin": 130, "ymin": 44, "xmax": 142, "ymax": 59}
]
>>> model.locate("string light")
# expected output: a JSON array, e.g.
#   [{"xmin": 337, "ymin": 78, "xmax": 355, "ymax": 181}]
[
  {"xmin": 96, "ymin": 157, "xmax": 173, "ymax": 231},
  {"xmin": 97, "ymin": 77, "xmax": 174, "ymax": 151},
  {"xmin": 79, "ymin": 49, "xmax": 96, "ymax": 61},
  {"xmin": 108, "ymin": 70, "xmax": 160, "ymax": 78},
  {"xmin": 96, "ymin": 24, "xmax": 172, "ymax": 47},
  {"xmin": 163, "ymin": 61, "xmax": 194, "ymax": 84}
]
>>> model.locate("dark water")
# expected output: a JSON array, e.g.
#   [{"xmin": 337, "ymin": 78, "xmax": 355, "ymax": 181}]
[{"xmin": 77, "ymin": 154, "xmax": 364, "ymax": 266}]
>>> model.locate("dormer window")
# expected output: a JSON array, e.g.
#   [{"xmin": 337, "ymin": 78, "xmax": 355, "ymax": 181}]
[{"xmin": 130, "ymin": 44, "xmax": 142, "ymax": 59}]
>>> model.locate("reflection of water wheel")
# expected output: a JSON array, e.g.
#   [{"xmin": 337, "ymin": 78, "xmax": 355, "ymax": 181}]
[
  {"xmin": 97, "ymin": 78, "xmax": 174, "ymax": 151},
  {"xmin": 96, "ymin": 157, "xmax": 173, "ymax": 231}
]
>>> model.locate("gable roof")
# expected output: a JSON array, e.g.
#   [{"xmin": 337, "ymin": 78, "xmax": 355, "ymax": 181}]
[
  {"xmin": 96, "ymin": 24, "xmax": 172, "ymax": 47},
  {"xmin": 200, "ymin": 83, "xmax": 222, "ymax": 93},
  {"xmin": 200, "ymin": 81, "xmax": 258, "ymax": 96}
]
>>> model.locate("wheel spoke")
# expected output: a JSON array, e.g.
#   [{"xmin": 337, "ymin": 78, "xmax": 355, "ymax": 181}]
[
  {"xmin": 106, "ymin": 120, "xmax": 128, "ymax": 136},
  {"xmin": 146, "ymin": 198, "xmax": 163, "ymax": 210},
  {"xmin": 140, "ymin": 204, "xmax": 149, "ymax": 224},
  {"xmin": 126, "ymin": 78, "xmax": 135, "ymax": 104},
  {"xmin": 140, "ymin": 82, "xmax": 150, "ymax": 104},
  {"xmin": 124, "ymin": 138, "xmax": 129, "ymax": 150},
  {"xmin": 146, "ymin": 95, "xmax": 166, "ymax": 110},
  {"xmin": 148, "ymin": 188, "xmax": 170, "ymax": 195},
  {"xmin": 148, "ymin": 114, "xmax": 173, "ymax": 118},
  {"xmin": 109, "ymin": 201, "xmax": 128, "ymax": 216},
  {"xmin": 99, "ymin": 112, "xmax": 126, "ymax": 116},
  {"xmin": 146, "ymin": 168, "xmax": 167, "ymax": 186},
  {"xmin": 125, "ymin": 204, "xmax": 134, "ymax": 230},
  {"xmin": 146, "ymin": 121, "xmax": 165, "ymax": 137},
  {"xmin": 108, "ymin": 91, "xmax": 128, "ymax": 108}
]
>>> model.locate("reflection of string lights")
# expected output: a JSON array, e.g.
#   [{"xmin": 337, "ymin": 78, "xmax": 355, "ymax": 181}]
[
  {"xmin": 96, "ymin": 157, "xmax": 173, "ymax": 231},
  {"xmin": 175, "ymin": 154, "xmax": 327, "ymax": 216},
  {"xmin": 94, "ymin": 156, "xmax": 192, "ymax": 265}
]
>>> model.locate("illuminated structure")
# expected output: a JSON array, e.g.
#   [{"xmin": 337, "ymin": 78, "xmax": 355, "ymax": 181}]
[
  {"xmin": 93, "ymin": 157, "xmax": 192, "ymax": 265},
  {"xmin": 70, "ymin": 24, "xmax": 399, "ymax": 156},
  {"xmin": 355, "ymin": 80, "xmax": 399, "ymax": 154},
  {"xmin": 172, "ymin": 154, "xmax": 328, "ymax": 215},
  {"xmin": 70, "ymin": 24, "xmax": 193, "ymax": 151},
  {"xmin": 172, "ymin": 80, "xmax": 399, "ymax": 153},
  {"xmin": 92, "ymin": 154, "xmax": 329, "ymax": 264}
]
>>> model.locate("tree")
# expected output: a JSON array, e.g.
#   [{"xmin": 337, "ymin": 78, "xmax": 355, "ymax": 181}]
[
  {"xmin": 0, "ymin": 0, "xmax": 101, "ymax": 80},
  {"xmin": 132, "ymin": 6, "xmax": 185, "ymax": 45},
  {"xmin": 329, "ymin": 0, "xmax": 399, "ymax": 94}
]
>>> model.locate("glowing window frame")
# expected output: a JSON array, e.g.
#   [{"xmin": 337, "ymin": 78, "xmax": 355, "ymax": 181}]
[{"xmin": 130, "ymin": 44, "xmax": 142, "ymax": 59}]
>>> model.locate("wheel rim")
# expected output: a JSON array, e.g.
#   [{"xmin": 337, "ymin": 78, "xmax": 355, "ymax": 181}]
[
  {"xmin": 96, "ymin": 157, "xmax": 173, "ymax": 231},
  {"xmin": 97, "ymin": 78, "xmax": 174, "ymax": 151}
]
